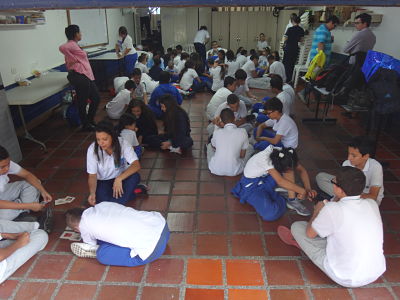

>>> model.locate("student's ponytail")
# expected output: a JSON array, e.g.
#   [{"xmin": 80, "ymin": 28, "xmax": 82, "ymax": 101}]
[
  {"xmin": 270, "ymin": 147, "xmax": 299, "ymax": 173},
  {"xmin": 220, "ymin": 65, "xmax": 226, "ymax": 80}
]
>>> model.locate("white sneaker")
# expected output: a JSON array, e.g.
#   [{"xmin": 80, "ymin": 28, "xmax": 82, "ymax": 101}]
[
  {"xmin": 169, "ymin": 146, "xmax": 182, "ymax": 154},
  {"xmin": 71, "ymin": 242, "xmax": 98, "ymax": 258}
]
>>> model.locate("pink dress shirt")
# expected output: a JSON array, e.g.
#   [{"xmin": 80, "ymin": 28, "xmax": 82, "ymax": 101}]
[{"xmin": 59, "ymin": 40, "xmax": 95, "ymax": 81}]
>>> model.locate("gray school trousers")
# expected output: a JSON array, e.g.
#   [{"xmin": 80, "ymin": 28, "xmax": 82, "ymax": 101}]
[
  {"xmin": 0, "ymin": 181, "xmax": 40, "ymax": 221},
  {"xmin": 315, "ymin": 172, "xmax": 335, "ymax": 197},
  {"xmin": 0, "ymin": 220, "xmax": 48, "ymax": 284}
]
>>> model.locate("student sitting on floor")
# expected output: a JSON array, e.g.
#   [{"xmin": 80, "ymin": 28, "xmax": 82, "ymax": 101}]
[
  {"xmin": 66, "ymin": 202, "xmax": 169, "ymax": 267},
  {"xmin": 226, "ymin": 50, "xmax": 240, "ymax": 78},
  {"xmin": 207, "ymin": 108, "xmax": 254, "ymax": 176},
  {"xmin": 254, "ymin": 97, "xmax": 298, "ymax": 152},
  {"xmin": 114, "ymin": 69, "xmax": 149, "ymax": 104},
  {"xmin": 135, "ymin": 53, "xmax": 149, "ymax": 74},
  {"xmin": 148, "ymin": 57, "xmax": 163, "ymax": 81},
  {"xmin": 149, "ymin": 95, "xmax": 193, "ymax": 155},
  {"xmin": 173, "ymin": 45, "xmax": 183, "ymax": 66},
  {"xmin": 236, "ymin": 49, "xmax": 248, "ymax": 68},
  {"xmin": 207, "ymin": 41, "xmax": 222, "ymax": 58},
  {"xmin": 208, "ymin": 58, "xmax": 225, "ymax": 92},
  {"xmin": 176, "ymin": 53, "xmax": 190, "ymax": 75},
  {"xmin": 206, "ymin": 76, "xmax": 236, "ymax": 121},
  {"xmin": 207, "ymin": 94, "xmax": 253, "ymax": 136},
  {"xmin": 106, "ymin": 80, "xmax": 136, "ymax": 120},
  {"xmin": 0, "ymin": 146, "xmax": 53, "ymax": 231},
  {"xmin": 267, "ymin": 55, "xmax": 286, "ymax": 82},
  {"xmin": 216, "ymin": 49, "xmax": 227, "ymax": 64},
  {"xmin": 232, "ymin": 146, "xmax": 315, "ymax": 221},
  {"xmin": 179, "ymin": 61, "xmax": 205, "ymax": 93},
  {"xmin": 279, "ymin": 167, "xmax": 385, "ymax": 287},
  {"xmin": 116, "ymin": 113, "xmax": 143, "ymax": 159},
  {"xmin": 242, "ymin": 54, "xmax": 260, "ymax": 79},
  {"xmin": 165, "ymin": 60, "xmax": 179, "ymax": 82},
  {"xmin": 234, "ymin": 69, "xmax": 258, "ymax": 107},
  {"xmin": 87, "ymin": 121, "xmax": 146, "ymax": 206},
  {"xmin": 149, "ymin": 71, "xmax": 183, "ymax": 118},
  {"xmin": 316, "ymin": 136, "xmax": 384, "ymax": 205},
  {"xmin": 0, "ymin": 220, "xmax": 48, "ymax": 284}
]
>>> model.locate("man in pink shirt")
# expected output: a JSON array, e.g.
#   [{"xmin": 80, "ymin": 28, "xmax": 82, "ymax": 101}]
[{"xmin": 59, "ymin": 24, "xmax": 100, "ymax": 131}]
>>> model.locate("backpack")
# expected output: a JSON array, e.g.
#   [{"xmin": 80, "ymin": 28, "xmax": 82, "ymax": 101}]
[
  {"xmin": 314, "ymin": 64, "xmax": 348, "ymax": 91},
  {"xmin": 65, "ymin": 103, "xmax": 81, "ymax": 127},
  {"xmin": 368, "ymin": 68, "xmax": 400, "ymax": 114}
]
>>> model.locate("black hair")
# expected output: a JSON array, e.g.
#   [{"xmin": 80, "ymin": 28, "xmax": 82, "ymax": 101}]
[
  {"xmin": 264, "ymin": 97, "xmax": 283, "ymax": 113},
  {"xmin": 65, "ymin": 24, "xmax": 80, "ymax": 40},
  {"xmin": 131, "ymin": 68, "xmax": 142, "ymax": 77},
  {"xmin": 293, "ymin": 16, "xmax": 301, "ymax": 24},
  {"xmin": 336, "ymin": 166, "xmax": 366, "ymax": 196},
  {"xmin": 267, "ymin": 54, "xmax": 276, "ymax": 62},
  {"xmin": 269, "ymin": 73, "xmax": 283, "ymax": 81},
  {"xmin": 290, "ymin": 13, "xmax": 298, "ymax": 21},
  {"xmin": 171, "ymin": 49, "xmax": 178, "ymax": 56},
  {"xmin": 176, "ymin": 45, "xmax": 183, "ymax": 51},
  {"xmin": 138, "ymin": 53, "xmax": 147, "ymax": 63},
  {"xmin": 355, "ymin": 13, "xmax": 372, "ymax": 27},
  {"xmin": 124, "ymin": 79, "xmax": 136, "ymax": 90},
  {"xmin": 235, "ymin": 69, "xmax": 247, "ymax": 81},
  {"xmin": 179, "ymin": 60, "xmax": 195, "ymax": 80},
  {"xmin": 236, "ymin": 47, "xmax": 244, "ymax": 55},
  {"xmin": 159, "ymin": 71, "xmax": 171, "ymax": 84},
  {"xmin": 227, "ymin": 94, "xmax": 239, "ymax": 105},
  {"xmin": 65, "ymin": 207, "xmax": 85, "ymax": 226},
  {"xmin": 159, "ymin": 94, "xmax": 188, "ymax": 136},
  {"xmin": 211, "ymin": 40, "xmax": 218, "ymax": 45},
  {"xmin": 118, "ymin": 26, "xmax": 128, "ymax": 42},
  {"xmin": 240, "ymin": 49, "xmax": 248, "ymax": 56},
  {"xmin": 207, "ymin": 57, "xmax": 215, "ymax": 65},
  {"xmin": 224, "ymin": 76, "xmax": 236, "ymax": 88},
  {"xmin": 199, "ymin": 25, "xmax": 207, "ymax": 30},
  {"xmin": 167, "ymin": 47, "xmax": 173, "ymax": 53},
  {"xmin": 327, "ymin": 15, "xmax": 340, "ymax": 25},
  {"xmin": 270, "ymin": 76, "xmax": 283, "ymax": 91},
  {"xmin": 181, "ymin": 52, "xmax": 190, "ymax": 61},
  {"xmin": 128, "ymin": 99, "xmax": 157, "ymax": 127},
  {"xmin": 220, "ymin": 108, "xmax": 235, "ymax": 124},
  {"xmin": 249, "ymin": 49, "xmax": 257, "ymax": 56},
  {"xmin": 270, "ymin": 147, "xmax": 299, "ymax": 173},
  {"xmin": 259, "ymin": 33, "xmax": 265, "ymax": 37},
  {"xmin": 153, "ymin": 57, "xmax": 161, "ymax": 66},
  {"xmin": 0, "ymin": 145, "xmax": 10, "ymax": 161},
  {"xmin": 272, "ymin": 51, "xmax": 280, "ymax": 61},
  {"xmin": 218, "ymin": 49, "xmax": 226, "ymax": 59},
  {"xmin": 226, "ymin": 50, "xmax": 236, "ymax": 62},
  {"xmin": 250, "ymin": 54, "xmax": 259, "ymax": 61},
  {"xmin": 348, "ymin": 136, "xmax": 375, "ymax": 157},
  {"xmin": 116, "ymin": 113, "xmax": 137, "ymax": 135},
  {"xmin": 94, "ymin": 120, "xmax": 122, "ymax": 167}
]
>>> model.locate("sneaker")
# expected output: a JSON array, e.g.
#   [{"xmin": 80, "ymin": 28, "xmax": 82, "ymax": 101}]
[
  {"xmin": 14, "ymin": 212, "xmax": 38, "ymax": 222},
  {"xmin": 275, "ymin": 187, "xmax": 288, "ymax": 194},
  {"xmin": 38, "ymin": 205, "xmax": 54, "ymax": 233},
  {"xmin": 277, "ymin": 226, "xmax": 301, "ymax": 249},
  {"xmin": 286, "ymin": 198, "xmax": 311, "ymax": 216},
  {"xmin": 71, "ymin": 242, "xmax": 98, "ymax": 258},
  {"xmin": 169, "ymin": 146, "xmax": 182, "ymax": 155},
  {"xmin": 134, "ymin": 184, "xmax": 149, "ymax": 195}
]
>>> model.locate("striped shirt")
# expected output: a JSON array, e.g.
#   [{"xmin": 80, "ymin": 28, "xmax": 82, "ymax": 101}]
[{"xmin": 310, "ymin": 24, "xmax": 333, "ymax": 64}]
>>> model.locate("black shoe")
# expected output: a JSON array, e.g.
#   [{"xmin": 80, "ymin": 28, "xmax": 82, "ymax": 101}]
[
  {"xmin": 13, "ymin": 212, "xmax": 38, "ymax": 222},
  {"xmin": 38, "ymin": 206, "xmax": 54, "ymax": 233},
  {"xmin": 134, "ymin": 184, "xmax": 149, "ymax": 195}
]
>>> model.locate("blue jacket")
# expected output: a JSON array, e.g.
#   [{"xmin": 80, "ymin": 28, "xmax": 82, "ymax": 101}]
[{"xmin": 148, "ymin": 84, "xmax": 183, "ymax": 118}]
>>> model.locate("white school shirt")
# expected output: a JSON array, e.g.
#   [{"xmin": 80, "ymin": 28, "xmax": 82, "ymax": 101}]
[
  {"xmin": 79, "ymin": 202, "xmax": 166, "ymax": 261},
  {"xmin": 206, "ymin": 87, "xmax": 232, "ymax": 120},
  {"xmin": 242, "ymin": 60, "xmax": 256, "ymax": 78},
  {"xmin": 277, "ymin": 90, "xmax": 293, "ymax": 116},
  {"xmin": 176, "ymin": 59, "xmax": 186, "ymax": 74},
  {"xmin": 180, "ymin": 68, "xmax": 198, "ymax": 91},
  {"xmin": 312, "ymin": 196, "xmax": 385, "ymax": 287},
  {"xmin": 114, "ymin": 76, "xmax": 129, "ymax": 94},
  {"xmin": 121, "ymin": 35, "xmax": 136, "ymax": 56},
  {"xmin": 214, "ymin": 100, "xmax": 247, "ymax": 121},
  {"xmin": 0, "ymin": 161, "xmax": 21, "ymax": 192},
  {"xmin": 257, "ymin": 40, "xmax": 269, "ymax": 50},
  {"xmin": 234, "ymin": 78, "xmax": 250, "ymax": 96},
  {"xmin": 135, "ymin": 62, "xmax": 149, "ymax": 74},
  {"xmin": 264, "ymin": 114, "xmax": 298, "ymax": 149},
  {"xmin": 283, "ymin": 83, "xmax": 295, "ymax": 102},
  {"xmin": 236, "ymin": 54, "xmax": 248, "ymax": 67},
  {"xmin": 106, "ymin": 89, "xmax": 132, "ymax": 119},
  {"xmin": 120, "ymin": 129, "xmax": 139, "ymax": 147},
  {"xmin": 269, "ymin": 61, "xmax": 286, "ymax": 82},
  {"xmin": 173, "ymin": 54, "xmax": 181, "ymax": 66},
  {"xmin": 86, "ymin": 138, "xmax": 138, "ymax": 180},
  {"xmin": 226, "ymin": 60, "xmax": 240, "ymax": 78},
  {"xmin": 259, "ymin": 56, "xmax": 269, "ymax": 68},
  {"xmin": 210, "ymin": 66, "xmax": 224, "ymax": 92},
  {"xmin": 194, "ymin": 29, "xmax": 210, "ymax": 44},
  {"xmin": 244, "ymin": 145, "xmax": 276, "ymax": 178},
  {"xmin": 140, "ymin": 73, "xmax": 158, "ymax": 95},
  {"xmin": 209, "ymin": 123, "xmax": 249, "ymax": 176},
  {"xmin": 342, "ymin": 158, "xmax": 384, "ymax": 205}
]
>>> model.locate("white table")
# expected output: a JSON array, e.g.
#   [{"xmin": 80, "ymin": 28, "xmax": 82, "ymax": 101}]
[
  {"xmin": 6, "ymin": 72, "xmax": 69, "ymax": 151},
  {"xmin": 89, "ymin": 52, "xmax": 122, "ymax": 61}
]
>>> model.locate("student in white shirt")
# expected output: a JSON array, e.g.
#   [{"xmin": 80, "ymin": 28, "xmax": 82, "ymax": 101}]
[
  {"xmin": 208, "ymin": 58, "xmax": 225, "ymax": 92},
  {"xmin": 206, "ymin": 76, "xmax": 236, "ymax": 121},
  {"xmin": 316, "ymin": 136, "xmax": 384, "ymax": 205},
  {"xmin": 267, "ymin": 55, "xmax": 287, "ymax": 82},
  {"xmin": 226, "ymin": 50, "xmax": 240, "ymax": 78},
  {"xmin": 115, "ymin": 26, "xmax": 137, "ymax": 76},
  {"xmin": 234, "ymin": 69, "xmax": 257, "ymax": 107},
  {"xmin": 257, "ymin": 33, "xmax": 269, "ymax": 51},
  {"xmin": 106, "ymin": 80, "xmax": 136, "ymax": 120},
  {"xmin": 179, "ymin": 60, "xmax": 204, "ymax": 92},
  {"xmin": 135, "ymin": 53, "xmax": 149, "ymax": 74},
  {"xmin": 65, "ymin": 202, "xmax": 169, "ymax": 267},
  {"xmin": 242, "ymin": 55, "xmax": 259, "ymax": 79},
  {"xmin": 194, "ymin": 26, "xmax": 210, "ymax": 63},
  {"xmin": 0, "ymin": 146, "xmax": 53, "ymax": 229},
  {"xmin": 280, "ymin": 167, "xmax": 385, "ymax": 287},
  {"xmin": 173, "ymin": 45, "xmax": 183, "ymax": 66},
  {"xmin": 176, "ymin": 52, "xmax": 190, "ymax": 74},
  {"xmin": 86, "ymin": 121, "xmax": 146, "ymax": 206},
  {"xmin": 116, "ymin": 113, "xmax": 143, "ymax": 160},
  {"xmin": 271, "ymin": 75, "xmax": 293, "ymax": 115},
  {"xmin": 208, "ymin": 108, "xmax": 254, "ymax": 176},
  {"xmin": 233, "ymin": 146, "xmax": 315, "ymax": 221},
  {"xmin": 236, "ymin": 49, "xmax": 248, "ymax": 68},
  {"xmin": 113, "ymin": 69, "xmax": 151, "ymax": 104}
]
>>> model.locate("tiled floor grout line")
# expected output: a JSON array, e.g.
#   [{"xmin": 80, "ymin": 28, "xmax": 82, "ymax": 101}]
[
  {"xmin": 259, "ymin": 258, "xmax": 270, "ymax": 299},
  {"xmin": 135, "ymin": 263, "xmax": 149, "ymax": 300},
  {"xmin": 221, "ymin": 259, "xmax": 228, "ymax": 300},
  {"xmin": 92, "ymin": 265, "xmax": 109, "ymax": 300},
  {"xmin": 49, "ymin": 255, "xmax": 77, "ymax": 300}
]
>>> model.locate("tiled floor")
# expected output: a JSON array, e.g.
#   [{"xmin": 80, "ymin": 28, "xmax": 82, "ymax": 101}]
[{"xmin": 2, "ymin": 87, "xmax": 400, "ymax": 300}]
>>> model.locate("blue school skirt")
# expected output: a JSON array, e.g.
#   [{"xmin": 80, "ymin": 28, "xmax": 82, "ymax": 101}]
[
  {"xmin": 124, "ymin": 53, "xmax": 138, "ymax": 76},
  {"xmin": 252, "ymin": 96, "xmax": 270, "ymax": 123},
  {"xmin": 231, "ymin": 175, "xmax": 286, "ymax": 221}
]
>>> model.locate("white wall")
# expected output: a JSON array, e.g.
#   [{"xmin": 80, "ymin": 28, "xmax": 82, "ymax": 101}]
[{"xmin": 0, "ymin": 9, "xmax": 134, "ymax": 87}]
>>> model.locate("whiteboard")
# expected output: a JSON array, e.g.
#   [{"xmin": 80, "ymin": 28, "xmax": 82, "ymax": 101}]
[{"xmin": 67, "ymin": 9, "xmax": 109, "ymax": 48}]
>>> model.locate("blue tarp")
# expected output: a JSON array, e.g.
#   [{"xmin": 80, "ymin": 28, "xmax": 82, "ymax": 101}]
[{"xmin": 362, "ymin": 50, "xmax": 400, "ymax": 82}]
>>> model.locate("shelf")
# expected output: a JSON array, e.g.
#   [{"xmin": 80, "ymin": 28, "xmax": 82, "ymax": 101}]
[{"xmin": 0, "ymin": 23, "xmax": 38, "ymax": 27}]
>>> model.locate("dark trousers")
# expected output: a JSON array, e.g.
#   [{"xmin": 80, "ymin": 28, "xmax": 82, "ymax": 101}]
[
  {"xmin": 283, "ymin": 47, "xmax": 299, "ymax": 83},
  {"xmin": 194, "ymin": 43, "xmax": 206, "ymax": 64},
  {"xmin": 140, "ymin": 16, "xmax": 151, "ymax": 36},
  {"xmin": 96, "ymin": 173, "xmax": 141, "ymax": 205},
  {"xmin": 145, "ymin": 134, "xmax": 193, "ymax": 150},
  {"xmin": 67, "ymin": 71, "xmax": 100, "ymax": 126}
]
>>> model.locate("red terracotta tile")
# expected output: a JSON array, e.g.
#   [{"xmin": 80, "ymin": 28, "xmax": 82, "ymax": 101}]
[
  {"xmin": 146, "ymin": 258, "xmax": 184, "ymax": 284},
  {"xmin": 265, "ymin": 260, "xmax": 304, "ymax": 285},
  {"xmin": 386, "ymin": 182, "xmax": 400, "ymax": 195},
  {"xmin": 140, "ymin": 195, "xmax": 169, "ymax": 211},
  {"xmin": 198, "ymin": 196, "xmax": 226, "ymax": 211},
  {"xmin": 301, "ymin": 261, "xmax": 334, "ymax": 285},
  {"xmin": 30, "ymin": 254, "xmax": 72, "ymax": 279},
  {"xmin": 150, "ymin": 169, "xmax": 175, "ymax": 180},
  {"xmin": 172, "ymin": 181, "xmax": 198, "ymax": 195},
  {"xmin": 141, "ymin": 287, "xmax": 180, "ymax": 300},
  {"xmin": 383, "ymin": 233, "xmax": 400, "ymax": 254},
  {"xmin": 312, "ymin": 288, "xmax": 351, "ymax": 300},
  {"xmin": 164, "ymin": 233, "xmax": 194, "ymax": 255},
  {"xmin": 231, "ymin": 234, "xmax": 265, "ymax": 256},
  {"xmin": 55, "ymin": 284, "xmax": 97, "ymax": 300},
  {"xmin": 169, "ymin": 196, "xmax": 197, "ymax": 211},
  {"xmin": 176, "ymin": 159, "xmax": 200, "ymax": 169},
  {"xmin": 383, "ymin": 214, "xmax": 400, "ymax": 231},
  {"xmin": 261, "ymin": 215, "xmax": 291, "ymax": 233},
  {"xmin": 384, "ymin": 257, "xmax": 400, "ymax": 282},
  {"xmin": 196, "ymin": 234, "xmax": 228, "ymax": 256},
  {"xmin": 148, "ymin": 181, "xmax": 171, "ymax": 195},
  {"xmin": 185, "ymin": 288, "xmax": 224, "ymax": 299},
  {"xmin": 187, "ymin": 259, "xmax": 223, "ymax": 285},
  {"xmin": 154, "ymin": 158, "xmax": 177, "ymax": 169},
  {"xmin": 269, "ymin": 289, "xmax": 309, "ymax": 300},
  {"xmin": 167, "ymin": 213, "xmax": 195, "ymax": 231},
  {"xmin": 175, "ymin": 169, "xmax": 199, "ymax": 181},
  {"xmin": 140, "ymin": 158, "xmax": 155, "ymax": 168},
  {"xmin": 200, "ymin": 170, "xmax": 225, "ymax": 181},
  {"xmin": 67, "ymin": 258, "xmax": 106, "ymax": 281},
  {"xmin": 392, "ymin": 286, "xmax": 400, "ymax": 298},
  {"xmin": 198, "ymin": 213, "xmax": 228, "ymax": 232},
  {"xmin": 226, "ymin": 260, "xmax": 264, "ymax": 286},
  {"xmin": 97, "ymin": 285, "xmax": 137, "ymax": 300},
  {"xmin": 380, "ymin": 197, "xmax": 400, "ymax": 211},
  {"xmin": 54, "ymin": 238, "xmax": 74, "ymax": 252},
  {"xmin": 230, "ymin": 214, "xmax": 260, "ymax": 232},
  {"xmin": 105, "ymin": 265, "xmax": 145, "ymax": 282},
  {"xmin": 0, "ymin": 280, "xmax": 18, "ymax": 299},
  {"xmin": 12, "ymin": 256, "xmax": 36, "ymax": 277},
  {"xmin": 139, "ymin": 168, "xmax": 151, "ymax": 180},
  {"xmin": 352, "ymin": 287, "xmax": 394, "ymax": 300},
  {"xmin": 15, "ymin": 282, "xmax": 57, "ymax": 300},
  {"xmin": 265, "ymin": 235, "xmax": 302, "ymax": 256},
  {"xmin": 229, "ymin": 289, "xmax": 268, "ymax": 300},
  {"xmin": 199, "ymin": 182, "xmax": 225, "ymax": 194},
  {"xmin": 227, "ymin": 194, "xmax": 255, "ymax": 212}
]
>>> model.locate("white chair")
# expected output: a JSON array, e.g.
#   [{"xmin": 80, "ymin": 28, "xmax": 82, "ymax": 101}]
[
  {"xmin": 183, "ymin": 44, "xmax": 195, "ymax": 53},
  {"xmin": 292, "ymin": 35, "xmax": 313, "ymax": 88}
]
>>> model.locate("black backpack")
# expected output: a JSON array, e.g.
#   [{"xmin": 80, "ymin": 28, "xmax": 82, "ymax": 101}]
[{"xmin": 368, "ymin": 68, "xmax": 400, "ymax": 114}]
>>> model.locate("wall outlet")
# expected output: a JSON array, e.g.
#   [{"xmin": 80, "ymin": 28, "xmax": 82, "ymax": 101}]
[{"xmin": 11, "ymin": 67, "xmax": 17, "ymax": 75}]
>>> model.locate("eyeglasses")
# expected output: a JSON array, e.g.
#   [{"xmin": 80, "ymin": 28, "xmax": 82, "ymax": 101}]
[{"xmin": 330, "ymin": 178, "xmax": 342, "ymax": 189}]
